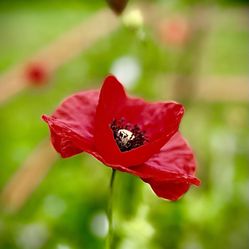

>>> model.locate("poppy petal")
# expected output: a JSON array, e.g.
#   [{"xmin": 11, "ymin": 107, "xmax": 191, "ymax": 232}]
[
  {"xmin": 139, "ymin": 132, "xmax": 200, "ymax": 200},
  {"xmin": 94, "ymin": 75, "xmax": 184, "ymax": 167},
  {"xmin": 143, "ymin": 179, "xmax": 191, "ymax": 201},
  {"xmin": 134, "ymin": 132, "xmax": 200, "ymax": 181},
  {"xmin": 42, "ymin": 90, "xmax": 99, "ymax": 157},
  {"xmin": 110, "ymin": 132, "xmax": 200, "ymax": 200},
  {"xmin": 94, "ymin": 76, "xmax": 128, "ymax": 165}
]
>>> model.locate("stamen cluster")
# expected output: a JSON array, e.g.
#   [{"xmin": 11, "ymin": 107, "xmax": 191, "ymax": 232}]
[{"xmin": 110, "ymin": 118, "xmax": 147, "ymax": 152}]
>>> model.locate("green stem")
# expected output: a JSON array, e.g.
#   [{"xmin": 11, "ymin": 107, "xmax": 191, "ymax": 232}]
[{"xmin": 106, "ymin": 169, "xmax": 116, "ymax": 249}]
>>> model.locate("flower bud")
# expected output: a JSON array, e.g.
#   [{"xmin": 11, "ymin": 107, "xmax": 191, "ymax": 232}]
[{"xmin": 106, "ymin": 0, "xmax": 129, "ymax": 15}]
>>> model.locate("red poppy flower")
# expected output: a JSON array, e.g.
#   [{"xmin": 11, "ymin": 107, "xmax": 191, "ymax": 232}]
[{"xmin": 42, "ymin": 76, "xmax": 200, "ymax": 200}]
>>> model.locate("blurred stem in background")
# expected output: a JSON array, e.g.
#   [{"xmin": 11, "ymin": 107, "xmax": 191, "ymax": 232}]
[
  {"xmin": 106, "ymin": 169, "xmax": 116, "ymax": 249},
  {"xmin": 173, "ymin": 5, "xmax": 210, "ymax": 103}
]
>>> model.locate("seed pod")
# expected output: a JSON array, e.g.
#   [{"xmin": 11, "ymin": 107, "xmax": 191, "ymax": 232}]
[{"xmin": 106, "ymin": 0, "xmax": 129, "ymax": 15}]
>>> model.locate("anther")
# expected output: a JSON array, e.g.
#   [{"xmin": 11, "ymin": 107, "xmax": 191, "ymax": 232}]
[{"xmin": 117, "ymin": 129, "xmax": 135, "ymax": 146}]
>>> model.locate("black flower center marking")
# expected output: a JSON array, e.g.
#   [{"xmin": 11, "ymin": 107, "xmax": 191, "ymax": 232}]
[{"xmin": 110, "ymin": 118, "xmax": 148, "ymax": 152}]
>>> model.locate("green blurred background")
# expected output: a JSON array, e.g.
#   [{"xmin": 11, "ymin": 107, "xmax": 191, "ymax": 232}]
[{"xmin": 0, "ymin": 0, "xmax": 248, "ymax": 249}]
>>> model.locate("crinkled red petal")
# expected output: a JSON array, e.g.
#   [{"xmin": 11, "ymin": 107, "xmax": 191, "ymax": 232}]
[
  {"xmin": 94, "ymin": 75, "xmax": 184, "ymax": 167},
  {"xmin": 134, "ymin": 132, "xmax": 200, "ymax": 181},
  {"xmin": 143, "ymin": 179, "xmax": 191, "ymax": 201},
  {"xmin": 42, "ymin": 90, "xmax": 99, "ymax": 158},
  {"xmin": 113, "ymin": 132, "xmax": 200, "ymax": 200}
]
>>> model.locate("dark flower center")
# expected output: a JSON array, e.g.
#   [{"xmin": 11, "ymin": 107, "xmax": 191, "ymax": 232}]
[{"xmin": 110, "ymin": 118, "xmax": 147, "ymax": 152}]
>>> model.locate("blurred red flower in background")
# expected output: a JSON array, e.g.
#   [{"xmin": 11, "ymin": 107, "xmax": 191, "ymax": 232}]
[
  {"xmin": 158, "ymin": 17, "xmax": 190, "ymax": 47},
  {"xmin": 25, "ymin": 62, "xmax": 48, "ymax": 86},
  {"xmin": 42, "ymin": 76, "xmax": 200, "ymax": 200}
]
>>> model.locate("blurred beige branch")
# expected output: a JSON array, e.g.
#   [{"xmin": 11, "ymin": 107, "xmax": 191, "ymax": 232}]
[
  {"xmin": 1, "ymin": 140, "xmax": 57, "ymax": 212},
  {"xmin": 159, "ymin": 75, "xmax": 248, "ymax": 102}
]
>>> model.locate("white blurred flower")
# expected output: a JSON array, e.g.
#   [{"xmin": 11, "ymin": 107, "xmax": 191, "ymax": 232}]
[
  {"xmin": 110, "ymin": 56, "xmax": 141, "ymax": 89},
  {"xmin": 90, "ymin": 211, "xmax": 109, "ymax": 238},
  {"xmin": 16, "ymin": 223, "xmax": 49, "ymax": 249}
]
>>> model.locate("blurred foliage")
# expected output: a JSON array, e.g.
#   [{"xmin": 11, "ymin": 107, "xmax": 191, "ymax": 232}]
[{"xmin": 0, "ymin": 1, "xmax": 248, "ymax": 249}]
